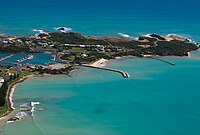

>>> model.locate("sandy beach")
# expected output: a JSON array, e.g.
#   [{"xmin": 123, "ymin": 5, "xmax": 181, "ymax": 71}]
[
  {"xmin": 0, "ymin": 74, "xmax": 35, "ymax": 125},
  {"xmin": 89, "ymin": 58, "xmax": 108, "ymax": 67},
  {"xmin": 0, "ymin": 72, "xmax": 68, "ymax": 125},
  {"xmin": 0, "ymin": 58, "xmax": 107, "ymax": 125}
]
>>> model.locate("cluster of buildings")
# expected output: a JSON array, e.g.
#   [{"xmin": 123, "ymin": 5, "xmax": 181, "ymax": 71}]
[
  {"xmin": 60, "ymin": 43, "xmax": 123, "ymax": 52},
  {"xmin": 0, "ymin": 35, "xmax": 54, "ymax": 51},
  {"xmin": 22, "ymin": 37, "xmax": 54, "ymax": 47},
  {"xmin": 0, "ymin": 36, "xmax": 17, "ymax": 46}
]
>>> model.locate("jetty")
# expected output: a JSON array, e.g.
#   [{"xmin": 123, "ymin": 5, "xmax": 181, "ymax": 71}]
[
  {"xmin": 16, "ymin": 55, "xmax": 34, "ymax": 63},
  {"xmin": 80, "ymin": 65, "xmax": 130, "ymax": 78},
  {"xmin": 150, "ymin": 57, "xmax": 175, "ymax": 66},
  {"xmin": 0, "ymin": 54, "xmax": 15, "ymax": 62}
]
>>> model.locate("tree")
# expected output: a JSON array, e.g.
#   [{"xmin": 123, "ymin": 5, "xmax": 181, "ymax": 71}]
[{"xmin": 0, "ymin": 82, "xmax": 8, "ymax": 106}]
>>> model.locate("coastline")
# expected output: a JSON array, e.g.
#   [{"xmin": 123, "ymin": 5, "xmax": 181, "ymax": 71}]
[
  {"xmin": 0, "ymin": 58, "xmax": 109, "ymax": 123},
  {"xmin": 88, "ymin": 58, "xmax": 108, "ymax": 67},
  {"xmin": 0, "ymin": 74, "xmax": 35, "ymax": 125},
  {"xmin": 0, "ymin": 73, "xmax": 61, "ymax": 123},
  {"xmin": 0, "ymin": 73, "xmax": 63, "ymax": 124},
  {"xmin": 0, "ymin": 53, "xmax": 195, "ymax": 124},
  {"xmin": 87, "ymin": 53, "xmax": 195, "ymax": 68},
  {"xmin": 0, "ymin": 58, "xmax": 113, "ymax": 123}
]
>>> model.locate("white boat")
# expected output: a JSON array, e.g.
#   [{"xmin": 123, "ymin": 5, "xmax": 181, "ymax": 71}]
[
  {"xmin": 27, "ymin": 54, "xmax": 34, "ymax": 60},
  {"xmin": 51, "ymin": 55, "xmax": 56, "ymax": 61}
]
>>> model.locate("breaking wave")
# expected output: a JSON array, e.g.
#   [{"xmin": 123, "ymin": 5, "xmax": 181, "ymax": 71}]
[
  {"xmin": 118, "ymin": 33, "xmax": 130, "ymax": 38},
  {"xmin": 54, "ymin": 27, "xmax": 72, "ymax": 32},
  {"xmin": 32, "ymin": 29, "xmax": 48, "ymax": 36},
  {"xmin": 32, "ymin": 29, "xmax": 45, "ymax": 34}
]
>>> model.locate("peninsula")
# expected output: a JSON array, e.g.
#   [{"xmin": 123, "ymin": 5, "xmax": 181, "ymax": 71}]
[{"xmin": 0, "ymin": 31, "xmax": 199, "ymax": 122}]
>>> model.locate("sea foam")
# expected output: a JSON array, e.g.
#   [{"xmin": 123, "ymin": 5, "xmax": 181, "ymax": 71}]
[
  {"xmin": 54, "ymin": 27, "xmax": 72, "ymax": 33},
  {"xmin": 118, "ymin": 33, "xmax": 130, "ymax": 38},
  {"xmin": 32, "ymin": 29, "xmax": 45, "ymax": 34},
  {"xmin": 32, "ymin": 29, "xmax": 48, "ymax": 36}
]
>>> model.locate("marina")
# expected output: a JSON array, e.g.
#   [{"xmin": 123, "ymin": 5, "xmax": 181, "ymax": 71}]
[
  {"xmin": 16, "ymin": 54, "xmax": 34, "ymax": 63},
  {"xmin": 0, "ymin": 53, "xmax": 56, "ymax": 66}
]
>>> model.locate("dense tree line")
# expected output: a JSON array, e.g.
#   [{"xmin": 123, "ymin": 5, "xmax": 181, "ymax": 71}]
[
  {"xmin": 148, "ymin": 40, "xmax": 199, "ymax": 56},
  {"xmin": 0, "ymin": 73, "xmax": 20, "ymax": 107},
  {"xmin": 0, "ymin": 82, "xmax": 8, "ymax": 106},
  {"xmin": 34, "ymin": 66, "xmax": 74, "ymax": 75},
  {"xmin": 0, "ymin": 45, "xmax": 31, "ymax": 53},
  {"xmin": 48, "ymin": 32, "xmax": 110, "ymax": 45}
]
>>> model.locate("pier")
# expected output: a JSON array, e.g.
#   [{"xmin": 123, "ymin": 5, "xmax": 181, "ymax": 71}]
[
  {"xmin": 80, "ymin": 65, "xmax": 130, "ymax": 78},
  {"xmin": 150, "ymin": 57, "xmax": 175, "ymax": 66},
  {"xmin": 16, "ymin": 55, "xmax": 34, "ymax": 63},
  {"xmin": 0, "ymin": 54, "xmax": 15, "ymax": 62}
]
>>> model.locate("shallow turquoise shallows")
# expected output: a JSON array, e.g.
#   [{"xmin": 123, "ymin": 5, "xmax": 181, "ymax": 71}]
[{"xmin": 3, "ymin": 56, "xmax": 200, "ymax": 135}]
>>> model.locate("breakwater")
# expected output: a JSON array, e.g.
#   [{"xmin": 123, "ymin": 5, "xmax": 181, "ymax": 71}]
[
  {"xmin": 150, "ymin": 57, "xmax": 175, "ymax": 66},
  {"xmin": 0, "ymin": 54, "xmax": 15, "ymax": 62},
  {"xmin": 80, "ymin": 65, "xmax": 130, "ymax": 78}
]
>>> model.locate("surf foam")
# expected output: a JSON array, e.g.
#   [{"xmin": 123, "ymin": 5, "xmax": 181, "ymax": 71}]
[
  {"xmin": 118, "ymin": 33, "xmax": 130, "ymax": 38},
  {"xmin": 54, "ymin": 27, "xmax": 72, "ymax": 33}
]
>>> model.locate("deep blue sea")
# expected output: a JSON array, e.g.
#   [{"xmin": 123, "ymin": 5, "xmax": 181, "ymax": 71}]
[
  {"xmin": 0, "ymin": 0, "xmax": 200, "ymax": 42},
  {"xmin": 0, "ymin": 0, "xmax": 200, "ymax": 135}
]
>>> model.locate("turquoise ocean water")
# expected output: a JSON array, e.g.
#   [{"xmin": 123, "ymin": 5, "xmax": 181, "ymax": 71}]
[
  {"xmin": 3, "ymin": 56, "xmax": 200, "ymax": 135},
  {"xmin": 0, "ymin": 0, "xmax": 200, "ymax": 135}
]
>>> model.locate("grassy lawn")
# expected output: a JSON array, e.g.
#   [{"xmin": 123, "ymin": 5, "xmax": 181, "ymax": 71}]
[
  {"xmin": 0, "ymin": 67, "xmax": 19, "ymax": 74},
  {"xmin": 21, "ymin": 71, "xmax": 33, "ymax": 76},
  {"xmin": 60, "ymin": 55, "xmax": 75, "ymax": 61},
  {"xmin": 0, "ymin": 66, "xmax": 7, "ymax": 73},
  {"xmin": 71, "ymin": 47, "xmax": 85, "ymax": 52},
  {"xmin": 8, "ymin": 71, "xmax": 33, "ymax": 85},
  {"xmin": 8, "ymin": 70, "xmax": 18, "ymax": 73}
]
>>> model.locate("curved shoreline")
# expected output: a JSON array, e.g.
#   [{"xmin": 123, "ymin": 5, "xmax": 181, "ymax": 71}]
[
  {"xmin": 0, "ymin": 74, "xmax": 35, "ymax": 124},
  {"xmin": 0, "ymin": 58, "xmax": 112, "ymax": 123},
  {"xmin": 0, "ymin": 52, "xmax": 197, "ymax": 124},
  {"xmin": 0, "ymin": 73, "xmax": 60, "ymax": 124}
]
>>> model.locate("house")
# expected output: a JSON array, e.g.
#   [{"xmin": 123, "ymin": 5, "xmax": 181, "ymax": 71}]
[
  {"xmin": 81, "ymin": 54, "xmax": 88, "ymax": 58},
  {"xmin": 0, "ymin": 77, "xmax": 4, "ymax": 88}
]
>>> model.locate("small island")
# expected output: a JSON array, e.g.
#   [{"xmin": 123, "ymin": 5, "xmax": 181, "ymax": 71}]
[{"xmin": 0, "ymin": 31, "xmax": 199, "ymax": 121}]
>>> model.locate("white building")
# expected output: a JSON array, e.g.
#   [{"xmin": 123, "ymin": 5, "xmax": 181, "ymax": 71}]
[{"xmin": 0, "ymin": 77, "xmax": 4, "ymax": 88}]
